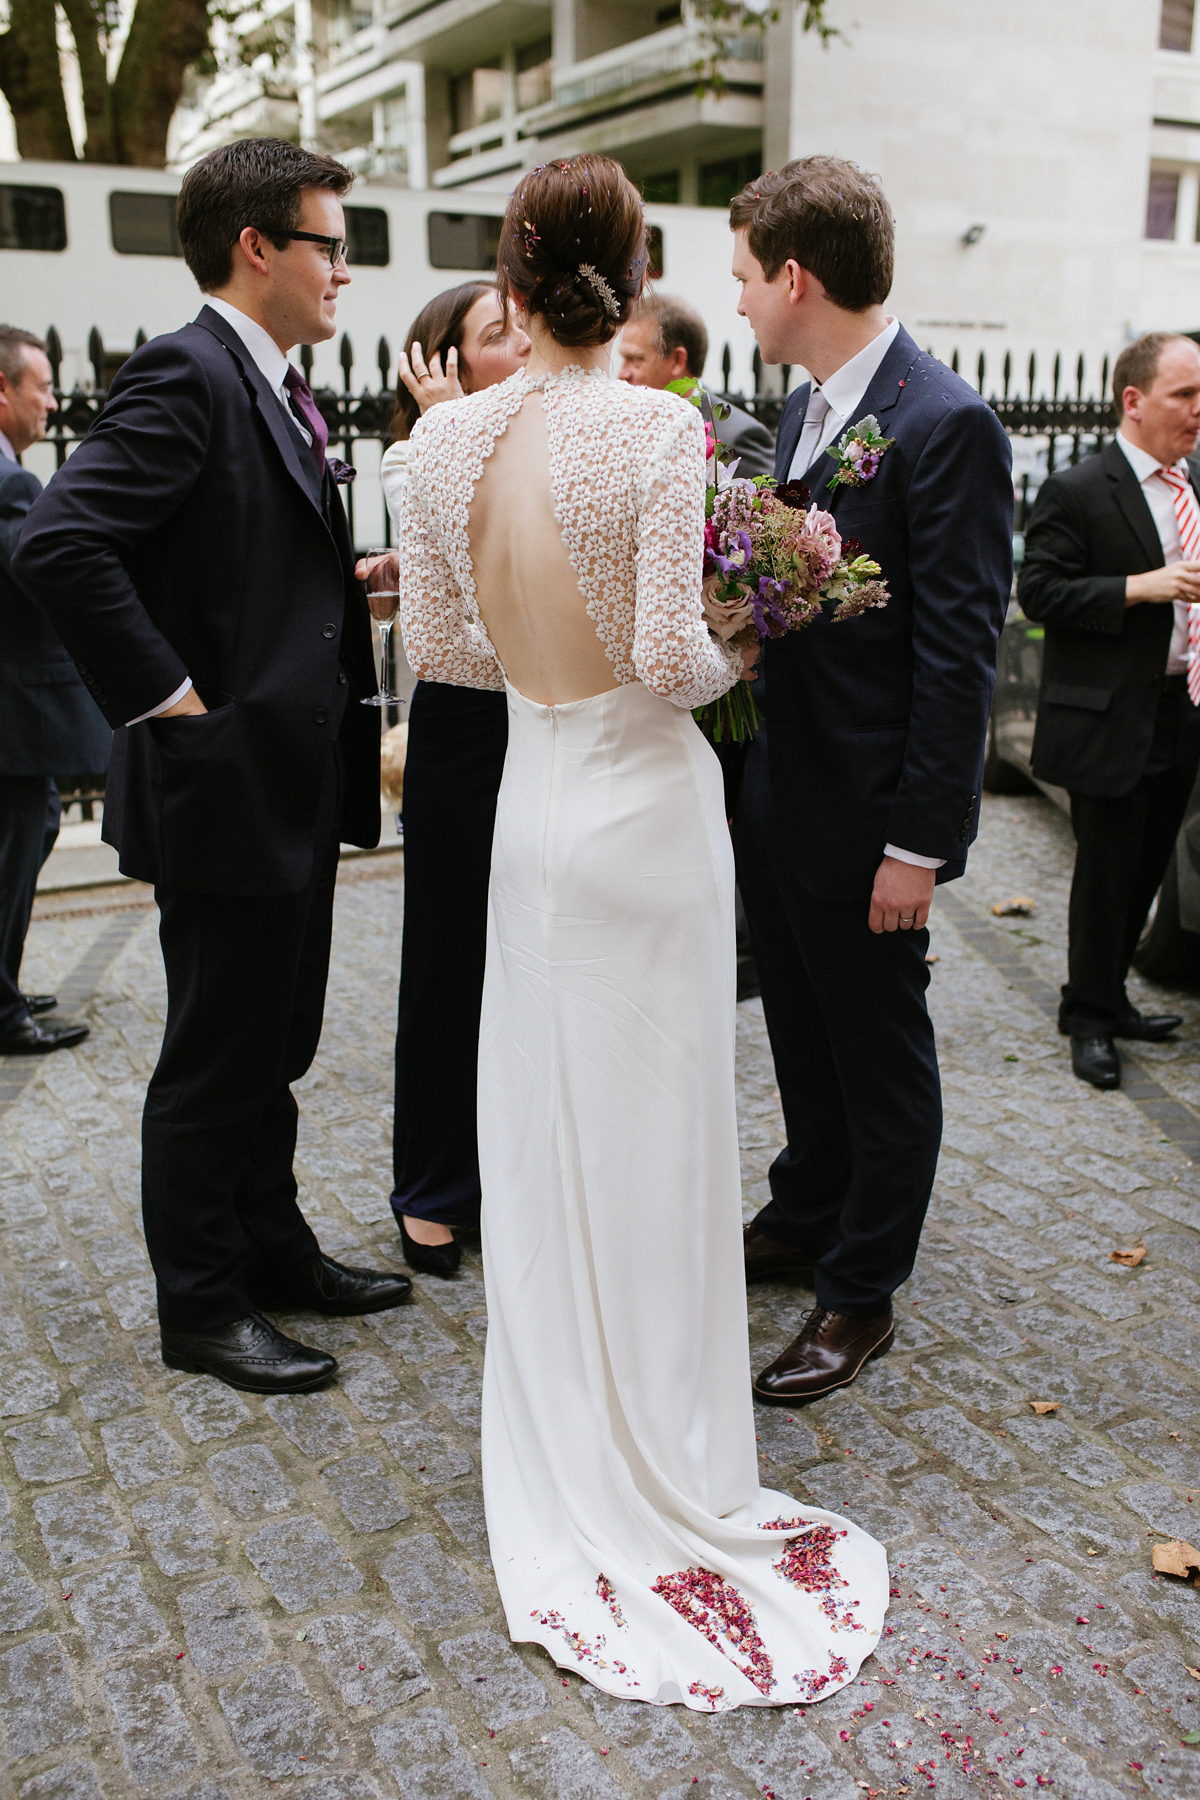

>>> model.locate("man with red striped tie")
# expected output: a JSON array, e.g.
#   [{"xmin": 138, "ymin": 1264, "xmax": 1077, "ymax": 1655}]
[{"xmin": 1020, "ymin": 332, "xmax": 1200, "ymax": 1088}]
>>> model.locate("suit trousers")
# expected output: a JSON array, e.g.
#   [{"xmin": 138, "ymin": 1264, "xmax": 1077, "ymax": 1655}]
[
  {"xmin": 391, "ymin": 681, "xmax": 508, "ymax": 1229},
  {"xmin": 1062, "ymin": 678, "xmax": 1200, "ymax": 1036},
  {"xmin": 141, "ymin": 748, "xmax": 343, "ymax": 1332},
  {"xmin": 0, "ymin": 776, "xmax": 60, "ymax": 1032},
  {"xmin": 733, "ymin": 726, "xmax": 942, "ymax": 1317}
]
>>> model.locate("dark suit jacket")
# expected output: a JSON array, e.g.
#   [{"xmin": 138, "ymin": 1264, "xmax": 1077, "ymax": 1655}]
[
  {"xmin": 13, "ymin": 306, "xmax": 380, "ymax": 894},
  {"xmin": 715, "ymin": 399, "xmax": 775, "ymax": 479},
  {"xmin": 0, "ymin": 461, "xmax": 110, "ymax": 779},
  {"xmin": 1017, "ymin": 440, "xmax": 1194, "ymax": 798},
  {"xmin": 767, "ymin": 325, "xmax": 1013, "ymax": 896}
]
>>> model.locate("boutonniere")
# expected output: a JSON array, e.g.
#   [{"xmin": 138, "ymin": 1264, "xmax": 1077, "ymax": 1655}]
[
  {"xmin": 826, "ymin": 415, "xmax": 894, "ymax": 491},
  {"xmin": 327, "ymin": 456, "xmax": 357, "ymax": 485}
]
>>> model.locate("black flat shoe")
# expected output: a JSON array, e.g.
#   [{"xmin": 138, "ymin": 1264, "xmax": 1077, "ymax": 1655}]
[
  {"xmin": 253, "ymin": 1252, "xmax": 412, "ymax": 1316},
  {"xmin": 1071, "ymin": 1035, "xmax": 1121, "ymax": 1090},
  {"xmin": 1115, "ymin": 1008, "xmax": 1183, "ymax": 1042},
  {"xmin": 398, "ymin": 1212, "xmax": 462, "ymax": 1278},
  {"xmin": 161, "ymin": 1312, "xmax": 336, "ymax": 1394},
  {"xmin": 0, "ymin": 1018, "xmax": 88, "ymax": 1055},
  {"xmin": 21, "ymin": 993, "xmax": 57, "ymax": 1014}
]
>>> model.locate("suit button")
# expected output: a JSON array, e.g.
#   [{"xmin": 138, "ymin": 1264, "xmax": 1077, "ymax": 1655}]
[
  {"xmin": 337, "ymin": 670, "xmax": 347, "ymax": 685},
  {"xmin": 322, "ymin": 624, "xmax": 337, "ymax": 639},
  {"xmin": 313, "ymin": 708, "xmax": 330, "ymax": 725}
]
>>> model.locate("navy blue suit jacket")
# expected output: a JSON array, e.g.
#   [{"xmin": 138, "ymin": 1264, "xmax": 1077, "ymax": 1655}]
[
  {"xmin": 767, "ymin": 325, "xmax": 1013, "ymax": 896},
  {"xmin": 0, "ymin": 461, "xmax": 110, "ymax": 779},
  {"xmin": 13, "ymin": 306, "xmax": 379, "ymax": 894}
]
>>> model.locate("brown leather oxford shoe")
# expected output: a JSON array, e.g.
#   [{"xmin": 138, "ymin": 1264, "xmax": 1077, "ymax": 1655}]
[
  {"xmin": 753, "ymin": 1306, "xmax": 894, "ymax": 1404},
  {"xmin": 743, "ymin": 1224, "xmax": 815, "ymax": 1284}
]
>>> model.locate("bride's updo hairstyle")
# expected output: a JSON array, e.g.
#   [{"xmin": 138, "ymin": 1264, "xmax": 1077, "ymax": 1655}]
[{"xmin": 496, "ymin": 155, "xmax": 648, "ymax": 348}]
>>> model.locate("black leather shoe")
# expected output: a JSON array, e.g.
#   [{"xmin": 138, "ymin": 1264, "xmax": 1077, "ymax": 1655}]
[
  {"xmin": 1115, "ymin": 1008, "xmax": 1183, "ymax": 1042},
  {"xmin": 254, "ymin": 1253, "xmax": 412, "ymax": 1316},
  {"xmin": 743, "ymin": 1223, "xmax": 815, "ymax": 1284},
  {"xmin": 21, "ymin": 993, "xmax": 57, "ymax": 1014},
  {"xmin": 398, "ymin": 1213, "xmax": 462, "ymax": 1278},
  {"xmin": 0, "ymin": 1018, "xmax": 88, "ymax": 1055},
  {"xmin": 1071, "ymin": 1035, "xmax": 1121, "ymax": 1089},
  {"xmin": 161, "ymin": 1312, "xmax": 335, "ymax": 1394}
]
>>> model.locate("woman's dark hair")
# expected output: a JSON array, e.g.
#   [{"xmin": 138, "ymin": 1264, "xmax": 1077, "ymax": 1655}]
[
  {"xmin": 177, "ymin": 136, "xmax": 353, "ymax": 292},
  {"xmin": 496, "ymin": 156, "xmax": 647, "ymax": 349},
  {"xmin": 390, "ymin": 280, "xmax": 494, "ymax": 440}
]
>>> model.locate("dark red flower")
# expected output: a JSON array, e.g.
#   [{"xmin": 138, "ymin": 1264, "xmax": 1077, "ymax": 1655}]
[{"xmin": 774, "ymin": 481, "xmax": 811, "ymax": 511}]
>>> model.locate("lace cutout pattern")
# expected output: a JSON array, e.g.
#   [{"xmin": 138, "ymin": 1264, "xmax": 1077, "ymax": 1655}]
[{"xmin": 399, "ymin": 365, "xmax": 741, "ymax": 708}]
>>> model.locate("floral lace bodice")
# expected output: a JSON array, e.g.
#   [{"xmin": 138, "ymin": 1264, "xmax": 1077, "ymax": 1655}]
[{"xmin": 397, "ymin": 364, "xmax": 742, "ymax": 707}]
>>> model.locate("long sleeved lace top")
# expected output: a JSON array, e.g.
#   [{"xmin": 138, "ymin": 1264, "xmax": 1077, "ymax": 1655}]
[{"xmin": 397, "ymin": 364, "xmax": 742, "ymax": 708}]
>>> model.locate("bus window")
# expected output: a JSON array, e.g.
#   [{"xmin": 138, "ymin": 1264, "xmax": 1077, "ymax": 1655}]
[
  {"xmin": 345, "ymin": 205, "xmax": 389, "ymax": 266},
  {"xmin": 0, "ymin": 185, "xmax": 66, "ymax": 252},
  {"xmin": 648, "ymin": 225, "xmax": 664, "ymax": 279},
  {"xmin": 427, "ymin": 212, "xmax": 503, "ymax": 271},
  {"xmin": 110, "ymin": 191, "xmax": 181, "ymax": 256}
]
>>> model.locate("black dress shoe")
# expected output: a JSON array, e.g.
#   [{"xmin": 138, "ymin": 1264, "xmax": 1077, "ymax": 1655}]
[
  {"xmin": 1071, "ymin": 1035, "xmax": 1121, "ymax": 1089},
  {"xmin": 0, "ymin": 1018, "xmax": 88, "ymax": 1055},
  {"xmin": 254, "ymin": 1253, "xmax": 412, "ymax": 1316},
  {"xmin": 398, "ymin": 1213, "xmax": 462, "ymax": 1278},
  {"xmin": 161, "ymin": 1312, "xmax": 336, "ymax": 1394},
  {"xmin": 743, "ymin": 1223, "xmax": 815, "ymax": 1284},
  {"xmin": 21, "ymin": 993, "xmax": 57, "ymax": 1014},
  {"xmin": 1115, "ymin": 1008, "xmax": 1183, "ymax": 1042},
  {"xmin": 753, "ymin": 1306, "xmax": 894, "ymax": 1404}
]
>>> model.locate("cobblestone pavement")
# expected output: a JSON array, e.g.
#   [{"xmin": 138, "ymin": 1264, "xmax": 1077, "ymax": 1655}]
[{"xmin": 3, "ymin": 795, "xmax": 1200, "ymax": 1800}]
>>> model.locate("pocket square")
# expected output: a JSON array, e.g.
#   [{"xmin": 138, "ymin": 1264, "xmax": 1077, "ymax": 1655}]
[{"xmin": 327, "ymin": 456, "xmax": 357, "ymax": 485}]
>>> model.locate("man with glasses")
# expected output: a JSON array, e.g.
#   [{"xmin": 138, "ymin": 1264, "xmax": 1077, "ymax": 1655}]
[{"xmin": 15, "ymin": 137, "xmax": 411, "ymax": 1395}]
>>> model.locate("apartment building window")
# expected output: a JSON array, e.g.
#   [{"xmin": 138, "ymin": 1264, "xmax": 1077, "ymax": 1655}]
[
  {"xmin": 699, "ymin": 152, "xmax": 762, "ymax": 209},
  {"xmin": 656, "ymin": 3, "xmax": 682, "ymax": 22},
  {"xmin": 1146, "ymin": 168, "xmax": 1181, "ymax": 238},
  {"xmin": 1160, "ymin": 0, "xmax": 1196, "ymax": 51},
  {"xmin": 451, "ymin": 62, "xmax": 504, "ymax": 134},
  {"xmin": 516, "ymin": 38, "xmax": 552, "ymax": 111},
  {"xmin": 641, "ymin": 172, "xmax": 680, "ymax": 204}
]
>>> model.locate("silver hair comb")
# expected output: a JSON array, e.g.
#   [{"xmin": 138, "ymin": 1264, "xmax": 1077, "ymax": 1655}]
[{"xmin": 577, "ymin": 263, "xmax": 621, "ymax": 319}]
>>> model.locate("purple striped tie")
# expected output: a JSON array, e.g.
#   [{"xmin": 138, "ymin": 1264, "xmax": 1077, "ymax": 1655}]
[{"xmin": 283, "ymin": 365, "xmax": 328, "ymax": 479}]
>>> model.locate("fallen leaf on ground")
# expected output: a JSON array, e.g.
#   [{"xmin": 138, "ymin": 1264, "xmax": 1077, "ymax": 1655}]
[
  {"xmin": 1187, "ymin": 1667, "xmax": 1200, "ymax": 1681},
  {"xmin": 1181, "ymin": 1729, "xmax": 1200, "ymax": 1745},
  {"xmin": 992, "ymin": 896, "xmax": 1036, "ymax": 916},
  {"xmin": 1109, "ymin": 1241, "xmax": 1147, "ymax": 1268},
  {"xmin": 1030, "ymin": 1401, "xmax": 1060, "ymax": 1415},
  {"xmin": 1152, "ymin": 1539, "xmax": 1200, "ymax": 1579}
]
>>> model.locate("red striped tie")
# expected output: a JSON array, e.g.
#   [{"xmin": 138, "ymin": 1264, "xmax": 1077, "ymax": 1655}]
[{"xmin": 1157, "ymin": 465, "xmax": 1200, "ymax": 706}]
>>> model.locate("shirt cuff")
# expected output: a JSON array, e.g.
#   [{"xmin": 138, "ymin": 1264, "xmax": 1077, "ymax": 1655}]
[
  {"xmin": 126, "ymin": 678, "xmax": 193, "ymax": 727},
  {"xmin": 884, "ymin": 842, "xmax": 946, "ymax": 870}
]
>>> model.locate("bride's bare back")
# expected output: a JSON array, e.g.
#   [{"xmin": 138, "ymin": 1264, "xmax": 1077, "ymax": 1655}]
[{"xmin": 468, "ymin": 391, "xmax": 617, "ymax": 704}]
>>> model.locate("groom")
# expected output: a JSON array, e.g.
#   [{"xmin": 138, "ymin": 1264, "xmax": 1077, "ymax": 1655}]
[
  {"xmin": 729, "ymin": 158, "xmax": 1013, "ymax": 1401},
  {"xmin": 15, "ymin": 138, "xmax": 409, "ymax": 1394}
]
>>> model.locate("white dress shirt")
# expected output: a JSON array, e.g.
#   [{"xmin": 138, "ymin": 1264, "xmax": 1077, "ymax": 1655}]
[
  {"xmin": 1115, "ymin": 428, "xmax": 1191, "ymax": 675},
  {"xmin": 787, "ymin": 317, "xmax": 940, "ymax": 872},
  {"xmin": 128, "ymin": 297, "xmax": 310, "ymax": 726},
  {"xmin": 0, "ymin": 427, "xmax": 17, "ymax": 464}
]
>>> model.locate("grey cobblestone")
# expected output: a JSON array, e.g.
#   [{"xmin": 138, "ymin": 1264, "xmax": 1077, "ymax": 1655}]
[{"xmin": 1, "ymin": 812, "xmax": 1199, "ymax": 1798}]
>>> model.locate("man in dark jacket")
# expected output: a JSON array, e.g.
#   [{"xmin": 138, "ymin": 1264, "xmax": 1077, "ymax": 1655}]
[
  {"xmin": 1018, "ymin": 332, "xmax": 1200, "ymax": 1089},
  {"xmin": 618, "ymin": 290, "xmax": 776, "ymax": 476},
  {"xmin": 0, "ymin": 325, "xmax": 110, "ymax": 1055},
  {"xmin": 15, "ymin": 139, "xmax": 410, "ymax": 1395}
]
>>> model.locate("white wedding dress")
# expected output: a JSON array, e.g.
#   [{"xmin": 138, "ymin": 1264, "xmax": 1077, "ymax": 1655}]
[{"xmin": 399, "ymin": 363, "xmax": 888, "ymax": 1711}]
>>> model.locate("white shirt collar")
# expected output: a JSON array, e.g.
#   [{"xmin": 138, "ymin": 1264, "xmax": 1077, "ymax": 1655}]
[
  {"xmin": 204, "ymin": 296, "xmax": 293, "ymax": 400},
  {"xmin": 1116, "ymin": 426, "xmax": 1186, "ymax": 485},
  {"xmin": 813, "ymin": 316, "xmax": 901, "ymax": 423},
  {"xmin": 0, "ymin": 427, "xmax": 18, "ymax": 464}
]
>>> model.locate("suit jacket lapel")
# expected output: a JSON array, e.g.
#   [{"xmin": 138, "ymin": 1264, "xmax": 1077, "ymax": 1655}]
[
  {"xmin": 783, "ymin": 325, "xmax": 925, "ymax": 496},
  {"xmin": 194, "ymin": 305, "xmax": 325, "ymax": 516},
  {"xmin": 1104, "ymin": 440, "xmax": 1164, "ymax": 568},
  {"xmin": 776, "ymin": 383, "xmax": 809, "ymax": 483}
]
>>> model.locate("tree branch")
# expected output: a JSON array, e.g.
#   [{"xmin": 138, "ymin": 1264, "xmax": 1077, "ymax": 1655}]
[
  {"xmin": 0, "ymin": 0, "xmax": 77, "ymax": 160},
  {"xmin": 112, "ymin": 0, "xmax": 209, "ymax": 166},
  {"xmin": 59, "ymin": 0, "xmax": 117, "ymax": 162}
]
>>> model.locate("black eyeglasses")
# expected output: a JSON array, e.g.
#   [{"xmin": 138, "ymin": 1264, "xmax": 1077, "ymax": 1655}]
[{"xmin": 274, "ymin": 229, "xmax": 349, "ymax": 267}]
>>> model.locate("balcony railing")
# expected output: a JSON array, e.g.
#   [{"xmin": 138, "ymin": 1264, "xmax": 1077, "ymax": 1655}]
[{"xmin": 537, "ymin": 21, "xmax": 762, "ymax": 114}]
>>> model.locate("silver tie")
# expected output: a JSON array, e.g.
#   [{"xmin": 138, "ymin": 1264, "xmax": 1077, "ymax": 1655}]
[{"xmin": 790, "ymin": 389, "xmax": 832, "ymax": 482}]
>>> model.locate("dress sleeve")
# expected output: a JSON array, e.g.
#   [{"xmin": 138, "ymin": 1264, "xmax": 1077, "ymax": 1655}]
[
  {"xmin": 632, "ymin": 403, "xmax": 741, "ymax": 708},
  {"xmin": 397, "ymin": 448, "xmax": 505, "ymax": 692}
]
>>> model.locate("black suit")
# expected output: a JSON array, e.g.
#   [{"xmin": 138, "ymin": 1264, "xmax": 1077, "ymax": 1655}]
[
  {"xmin": 733, "ymin": 327, "xmax": 1013, "ymax": 1315},
  {"xmin": 1018, "ymin": 439, "xmax": 1200, "ymax": 1032},
  {"xmin": 15, "ymin": 307, "xmax": 380, "ymax": 1331},
  {"xmin": 0, "ymin": 459, "xmax": 111, "ymax": 1032}
]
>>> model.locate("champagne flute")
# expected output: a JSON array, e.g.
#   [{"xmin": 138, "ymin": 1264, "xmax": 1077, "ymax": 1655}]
[{"xmin": 361, "ymin": 549, "xmax": 400, "ymax": 707}]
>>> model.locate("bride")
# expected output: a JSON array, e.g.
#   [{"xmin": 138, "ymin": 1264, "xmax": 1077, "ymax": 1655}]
[{"xmin": 398, "ymin": 154, "xmax": 887, "ymax": 1711}]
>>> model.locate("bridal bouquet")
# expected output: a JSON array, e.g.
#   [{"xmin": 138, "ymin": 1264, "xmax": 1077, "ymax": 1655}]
[{"xmin": 675, "ymin": 385, "xmax": 890, "ymax": 744}]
